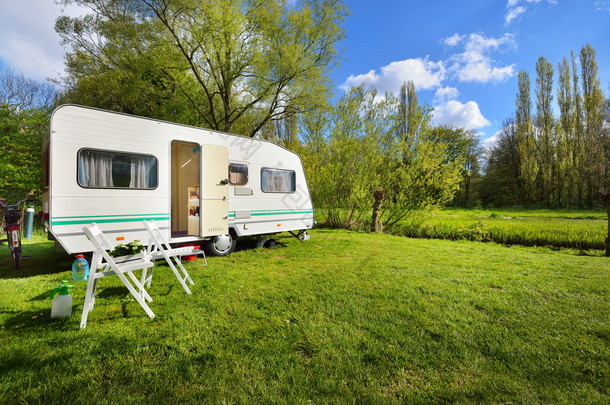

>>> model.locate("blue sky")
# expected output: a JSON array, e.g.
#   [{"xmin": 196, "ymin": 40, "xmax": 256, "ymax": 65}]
[
  {"xmin": 1, "ymin": 0, "xmax": 608, "ymax": 146},
  {"xmin": 334, "ymin": 0, "xmax": 610, "ymax": 146}
]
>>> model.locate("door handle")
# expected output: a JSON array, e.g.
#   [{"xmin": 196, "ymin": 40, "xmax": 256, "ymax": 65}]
[{"xmin": 220, "ymin": 179, "xmax": 229, "ymax": 185}]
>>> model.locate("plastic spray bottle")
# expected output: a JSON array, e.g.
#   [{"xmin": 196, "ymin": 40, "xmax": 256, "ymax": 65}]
[{"xmin": 50, "ymin": 281, "xmax": 74, "ymax": 318}]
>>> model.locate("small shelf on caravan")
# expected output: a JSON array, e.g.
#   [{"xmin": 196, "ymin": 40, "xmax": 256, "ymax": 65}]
[{"xmin": 187, "ymin": 186, "xmax": 200, "ymax": 235}]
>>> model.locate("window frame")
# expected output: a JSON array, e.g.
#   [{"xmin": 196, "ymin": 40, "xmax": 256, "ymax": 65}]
[
  {"xmin": 260, "ymin": 167, "xmax": 296, "ymax": 194},
  {"xmin": 228, "ymin": 163, "xmax": 249, "ymax": 186},
  {"xmin": 76, "ymin": 148, "xmax": 159, "ymax": 190}
]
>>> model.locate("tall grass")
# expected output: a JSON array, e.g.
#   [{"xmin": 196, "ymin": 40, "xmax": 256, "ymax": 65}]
[{"xmin": 315, "ymin": 208, "xmax": 608, "ymax": 250}]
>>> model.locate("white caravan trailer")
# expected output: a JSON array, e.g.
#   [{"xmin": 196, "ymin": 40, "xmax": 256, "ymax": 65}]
[{"xmin": 42, "ymin": 105, "xmax": 314, "ymax": 256}]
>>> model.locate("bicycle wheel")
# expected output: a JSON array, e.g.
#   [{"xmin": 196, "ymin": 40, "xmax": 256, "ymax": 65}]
[{"xmin": 7, "ymin": 228, "xmax": 21, "ymax": 270}]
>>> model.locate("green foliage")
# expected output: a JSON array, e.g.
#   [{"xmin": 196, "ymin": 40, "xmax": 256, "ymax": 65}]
[
  {"xmin": 484, "ymin": 44, "xmax": 608, "ymax": 208},
  {"xmin": 0, "ymin": 105, "xmax": 49, "ymax": 203},
  {"xmin": 299, "ymin": 85, "xmax": 464, "ymax": 231},
  {"xmin": 1, "ymin": 230, "xmax": 608, "ymax": 403},
  {"xmin": 109, "ymin": 240, "xmax": 145, "ymax": 257},
  {"xmin": 56, "ymin": 0, "xmax": 348, "ymax": 137}
]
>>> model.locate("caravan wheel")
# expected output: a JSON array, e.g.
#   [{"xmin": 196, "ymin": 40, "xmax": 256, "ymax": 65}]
[{"xmin": 206, "ymin": 234, "xmax": 236, "ymax": 256}]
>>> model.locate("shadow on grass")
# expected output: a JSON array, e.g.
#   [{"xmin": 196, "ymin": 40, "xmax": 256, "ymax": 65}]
[
  {"xmin": 2, "ymin": 307, "xmax": 74, "ymax": 330},
  {"xmin": 0, "ymin": 241, "xmax": 72, "ymax": 279}
]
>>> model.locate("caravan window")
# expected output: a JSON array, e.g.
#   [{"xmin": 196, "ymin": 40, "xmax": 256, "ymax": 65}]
[
  {"xmin": 229, "ymin": 163, "xmax": 248, "ymax": 185},
  {"xmin": 77, "ymin": 149, "xmax": 158, "ymax": 189},
  {"xmin": 261, "ymin": 168, "xmax": 295, "ymax": 193}
]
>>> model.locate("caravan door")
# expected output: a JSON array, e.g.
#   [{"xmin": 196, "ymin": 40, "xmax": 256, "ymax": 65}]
[{"xmin": 200, "ymin": 145, "xmax": 229, "ymax": 237}]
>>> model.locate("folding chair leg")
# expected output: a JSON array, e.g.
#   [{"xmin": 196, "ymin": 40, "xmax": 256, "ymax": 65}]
[
  {"xmin": 80, "ymin": 259, "xmax": 101, "ymax": 329},
  {"xmin": 116, "ymin": 271, "xmax": 155, "ymax": 319},
  {"xmin": 166, "ymin": 258, "xmax": 192, "ymax": 295},
  {"xmin": 80, "ymin": 275, "xmax": 96, "ymax": 329},
  {"xmin": 173, "ymin": 257, "xmax": 195, "ymax": 285},
  {"xmin": 128, "ymin": 271, "xmax": 153, "ymax": 303}
]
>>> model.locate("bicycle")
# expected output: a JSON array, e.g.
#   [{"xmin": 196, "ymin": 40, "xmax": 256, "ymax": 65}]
[{"xmin": 0, "ymin": 197, "xmax": 29, "ymax": 270}]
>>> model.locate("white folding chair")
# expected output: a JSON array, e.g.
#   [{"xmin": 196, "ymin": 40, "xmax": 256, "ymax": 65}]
[
  {"xmin": 142, "ymin": 220, "xmax": 203, "ymax": 295},
  {"xmin": 80, "ymin": 223, "xmax": 155, "ymax": 329}
]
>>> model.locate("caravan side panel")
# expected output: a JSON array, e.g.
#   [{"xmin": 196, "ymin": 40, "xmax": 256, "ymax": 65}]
[{"xmin": 49, "ymin": 106, "xmax": 170, "ymax": 254}]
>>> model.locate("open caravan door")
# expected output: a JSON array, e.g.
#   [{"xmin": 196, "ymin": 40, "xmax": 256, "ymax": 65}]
[{"xmin": 200, "ymin": 145, "xmax": 229, "ymax": 237}]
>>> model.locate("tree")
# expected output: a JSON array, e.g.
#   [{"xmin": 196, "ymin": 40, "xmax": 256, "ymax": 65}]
[
  {"xmin": 580, "ymin": 44, "xmax": 605, "ymax": 206},
  {"xmin": 0, "ymin": 69, "xmax": 54, "ymax": 209},
  {"xmin": 535, "ymin": 56, "xmax": 554, "ymax": 206},
  {"xmin": 556, "ymin": 57, "xmax": 573, "ymax": 204},
  {"xmin": 571, "ymin": 50, "xmax": 586, "ymax": 204},
  {"xmin": 0, "ymin": 106, "xmax": 49, "ymax": 204},
  {"xmin": 0, "ymin": 67, "xmax": 56, "ymax": 111},
  {"xmin": 56, "ymin": 0, "xmax": 347, "ymax": 137},
  {"xmin": 397, "ymin": 81, "xmax": 422, "ymax": 145},
  {"xmin": 428, "ymin": 126, "xmax": 481, "ymax": 207},
  {"xmin": 481, "ymin": 117, "xmax": 521, "ymax": 206},
  {"xmin": 515, "ymin": 70, "xmax": 537, "ymax": 204}
]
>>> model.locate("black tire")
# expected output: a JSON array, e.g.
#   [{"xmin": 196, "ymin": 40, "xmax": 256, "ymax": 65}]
[
  {"xmin": 205, "ymin": 234, "xmax": 237, "ymax": 257},
  {"xmin": 265, "ymin": 239, "xmax": 277, "ymax": 248}
]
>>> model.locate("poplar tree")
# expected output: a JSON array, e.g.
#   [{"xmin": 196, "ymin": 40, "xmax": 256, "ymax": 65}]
[
  {"xmin": 397, "ymin": 81, "xmax": 421, "ymax": 148},
  {"xmin": 556, "ymin": 57, "xmax": 573, "ymax": 204},
  {"xmin": 535, "ymin": 56, "xmax": 554, "ymax": 206},
  {"xmin": 515, "ymin": 70, "xmax": 537, "ymax": 204},
  {"xmin": 580, "ymin": 44, "xmax": 605, "ymax": 206},
  {"xmin": 571, "ymin": 50, "xmax": 585, "ymax": 204}
]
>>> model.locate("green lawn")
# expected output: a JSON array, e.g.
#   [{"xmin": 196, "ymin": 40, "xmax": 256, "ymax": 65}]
[
  {"xmin": 1, "ymin": 229, "xmax": 609, "ymax": 403},
  {"xmin": 394, "ymin": 207, "xmax": 608, "ymax": 250}
]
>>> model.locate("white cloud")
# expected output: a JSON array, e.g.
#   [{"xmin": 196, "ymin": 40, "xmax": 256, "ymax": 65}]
[
  {"xmin": 434, "ymin": 86, "xmax": 460, "ymax": 104},
  {"xmin": 596, "ymin": 0, "xmax": 610, "ymax": 13},
  {"xmin": 431, "ymin": 100, "xmax": 490, "ymax": 130},
  {"xmin": 505, "ymin": 0, "xmax": 556, "ymax": 24},
  {"xmin": 443, "ymin": 34, "xmax": 464, "ymax": 47},
  {"xmin": 340, "ymin": 58, "xmax": 445, "ymax": 94},
  {"xmin": 482, "ymin": 132, "xmax": 501, "ymax": 151},
  {"xmin": 505, "ymin": 6, "xmax": 526, "ymax": 23},
  {"xmin": 443, "ymin": 33, "xmax": 516, "ymax": 83},
  {"xmin": 0, "ymin": 0, "xmax": 88, "ymax": 81}
]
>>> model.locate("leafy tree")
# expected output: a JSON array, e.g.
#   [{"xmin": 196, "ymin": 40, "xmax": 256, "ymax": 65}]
[
  {"xmin": 571, "ymin": 50, "xmax": 586, "ymax": 204},
  {"xmin": 579, "ymin": 44, "xmax": 605, "ymax": 206},
  {"xmin": 556, "ymin": 57, "xmax": 573, "ymax": 204},
  {"xmin": 0, "ymin": 106, "xmax": 48, "ymax": 203},
  {"xmin": 0, "ymin": 67, "xmax": 56, "ymax": 111},
  {"xmin": 515, "ymin": 70, "xmax": 537, "ymax": 204},
  {"xmin": 56, "ymin": 0, "xmax": 348, "ymax": 137},
  {"xmin": 429, "ymin": 126, "xmax": 481, "ymax": 207},
  {"xmin": 534, "ymin": 56, "xmax": 554, "ymax": 206},
  {"xmin": 481, "ymin": 118, "xmax": 521, "ymax": 206},
  {"xmin": 299, "ymin": 87, "xmax": 391, "ymax": 229},
  {"xmin": 0, "ymin": 68, "xmax": 54, "ymax": 209}
]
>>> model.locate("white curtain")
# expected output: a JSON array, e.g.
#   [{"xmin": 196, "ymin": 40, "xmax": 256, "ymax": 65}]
[
  {"xmin": 79, "ymin": 151, "xmax": 114, "ymax": 187},
  {"xmin": 79, "ymin": 150, "xmax": 156, "ymax": 188},
  {"xmin": 130, "ymin": 155, "xmax": 148, "ymax": 188},
  {"xmin": 262, "ymin": 169, "xmax": 295, "ymax": 192}
]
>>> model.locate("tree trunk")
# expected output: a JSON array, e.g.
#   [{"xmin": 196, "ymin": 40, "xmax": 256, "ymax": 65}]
[
  {"xmin": 371, "ymin": 188, "xmax": 385, "ymax": 233},
  {"xmin": 599, "ymin": 190, "xmax": 610, "ymax": 256},
  {"xmin": 606, "ymin": 206, "xmax": 610, "ymax": 257}
]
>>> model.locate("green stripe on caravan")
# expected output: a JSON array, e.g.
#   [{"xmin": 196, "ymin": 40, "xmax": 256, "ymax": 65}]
[
  {"xmin": 228, "ymin": 209, "xmax": 313, "ymax": 218},
  {"xmin": 52, "ymin": 214, "xmax": 170, "ymax": 226}
]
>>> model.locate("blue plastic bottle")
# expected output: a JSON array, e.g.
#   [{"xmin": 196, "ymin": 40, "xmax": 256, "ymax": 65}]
[{"xmin": 72, "ymin": 254, "xmax": 89, "ymax": 281}]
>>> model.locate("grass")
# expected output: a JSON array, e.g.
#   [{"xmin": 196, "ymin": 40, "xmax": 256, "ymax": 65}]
[
  {"xmin": 392, "ymin": 208, "xmax": 608, "ymax": 250},
  {"xmin": 1, "ymin": 229, "xmax": 609, "ymax": 403}
]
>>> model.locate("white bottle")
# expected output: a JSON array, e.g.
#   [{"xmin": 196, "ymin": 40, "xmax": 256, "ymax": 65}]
[{"xmin": 50, "ymin": 281, "xmax": 74, "ymax": 318}]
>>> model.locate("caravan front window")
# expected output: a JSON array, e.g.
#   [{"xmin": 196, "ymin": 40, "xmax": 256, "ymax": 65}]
[
  {"xmin": 229, "ymin": 163, "xmax": 248, "ymax": 185},
  {"xmin": 261, "ymin": 168, "xmax": 295, "ymax": 193},
  {"xmin": 77, "ymin": 149, "xmax": 158, "ymax": 189}
]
